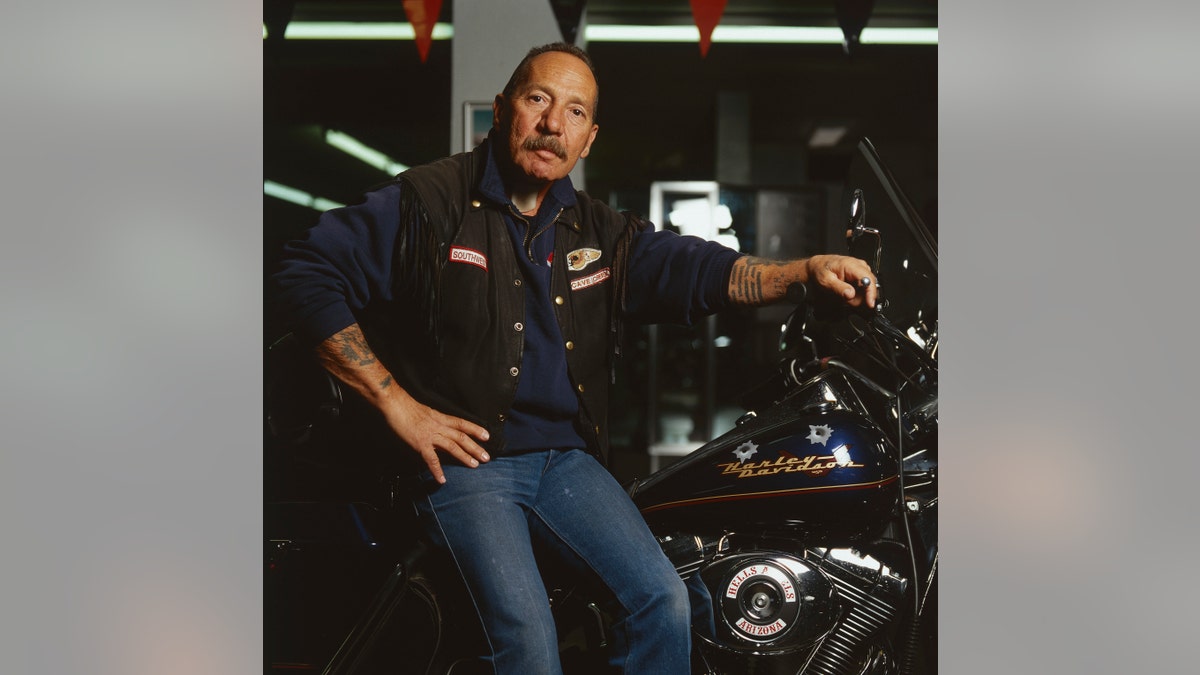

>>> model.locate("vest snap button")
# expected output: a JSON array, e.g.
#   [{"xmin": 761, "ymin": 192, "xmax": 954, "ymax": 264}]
[
  {"xmin": 565, "ymin": 341, "xmax": 574, "ymax": 350},
  {"xmin": 514, "ymin": 278, "xmax": 522, "ymax": 287},
  {"xmin": 577, "ymin": 383, "xmax": 585, "ymax": 393},
  {"xmin": 471, "ymin": 199, "xmax": 481, "ymax": 208},
  {"xmin": 514, "ymin": 322, "xmax": 523, "ymax": 332},
  {"xmin": 498, "ymin": 413, "xmax": 506, "ymax": 422},
  {"xmin": 510, "ymin": 367, "xmax": 519, "ymax": 377},
  {"xmin": 554, "ymin": 296, "xmax": 564, "ymax": 305}
]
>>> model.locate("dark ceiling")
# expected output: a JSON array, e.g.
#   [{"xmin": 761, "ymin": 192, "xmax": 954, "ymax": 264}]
[{"xmin": 264, "ymin": 0, "xmax": 937, "ymax": 275}]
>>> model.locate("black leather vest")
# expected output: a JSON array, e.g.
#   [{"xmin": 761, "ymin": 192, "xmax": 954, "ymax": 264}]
[{"xmin": 362, "ymin": 145, "xmax": 642, "ymax": 464}]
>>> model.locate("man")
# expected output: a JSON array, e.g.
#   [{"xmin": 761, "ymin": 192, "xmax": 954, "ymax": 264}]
[{"xmin": 273, "ymin": 42, "xmax": 876, "ymax": 674}]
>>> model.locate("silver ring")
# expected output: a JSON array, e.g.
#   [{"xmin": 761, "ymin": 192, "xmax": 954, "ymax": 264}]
[{"xmin": 859, "ymin": 277, "xmax": 872, "ymax": 287}]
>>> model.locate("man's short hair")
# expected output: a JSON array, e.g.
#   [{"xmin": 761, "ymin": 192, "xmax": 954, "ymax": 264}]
[{"xmin": 501, "ymin": 42, "xmax": 599, "ymax": 119}]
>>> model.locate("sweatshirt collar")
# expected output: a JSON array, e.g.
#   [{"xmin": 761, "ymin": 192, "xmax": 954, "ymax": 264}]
[{"xmin": 478, "ymin": 132, "xmax": 578, "ymax": 214}]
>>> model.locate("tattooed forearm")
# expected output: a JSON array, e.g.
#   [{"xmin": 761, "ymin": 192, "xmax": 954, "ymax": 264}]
[
  {"xmin": 333, "ymin": 326, "xmax": 379, "ymax": 367},
  {"xmin": 727, "ymin": 257, "xmax": 797, "ymax": 306},
  {"xmin": 728, "ymin": 258, "xmax": 759, "ymax": 304},
  {"xmin": 315, "ymin": 323, "xmax": 405, "ymax": 405}
]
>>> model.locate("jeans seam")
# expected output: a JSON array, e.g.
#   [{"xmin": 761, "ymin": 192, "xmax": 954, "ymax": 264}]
[
  {"xmin": 527, "ymin": 506, "xmax": 633, "ymax": 673},
  {"xmin": 421, "ymin": 491, "xmax": 499, "ymax": 672}
]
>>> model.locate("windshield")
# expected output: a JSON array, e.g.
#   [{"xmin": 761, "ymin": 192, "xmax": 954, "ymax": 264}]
[{"xmin": 843, "ymin": 138, "xmax": 938, "ymax": 348}]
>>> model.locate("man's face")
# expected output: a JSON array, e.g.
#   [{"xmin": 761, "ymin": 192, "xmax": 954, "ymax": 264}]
[{"xmin": 494, "ymin": 51, "xmax": 599, "ymax": 187}]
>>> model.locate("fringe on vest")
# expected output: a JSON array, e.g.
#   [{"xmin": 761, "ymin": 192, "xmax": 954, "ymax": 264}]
[
  {"xmin": 392, "ymin": 176, "xmax": 445, "ymax": 351},
  {"xmin": 610, "ymin": 211, "xmax": 650, "ymax": 383}
]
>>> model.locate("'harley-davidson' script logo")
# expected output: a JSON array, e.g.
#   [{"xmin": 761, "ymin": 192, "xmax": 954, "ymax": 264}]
[{"xmin": 716, "ymin": 445, "xmax": 862, "ymax": 478}]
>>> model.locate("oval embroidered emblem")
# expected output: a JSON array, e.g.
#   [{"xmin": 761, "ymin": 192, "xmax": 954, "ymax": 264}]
[{"xmin": 566, "ymin": 248, "xmax": 602, "ymax": 271}]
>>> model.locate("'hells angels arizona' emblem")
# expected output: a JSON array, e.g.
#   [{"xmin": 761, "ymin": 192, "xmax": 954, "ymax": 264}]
[{"xmin": 566, "ymin": 248, "xmax": 602, "ymax": 271}]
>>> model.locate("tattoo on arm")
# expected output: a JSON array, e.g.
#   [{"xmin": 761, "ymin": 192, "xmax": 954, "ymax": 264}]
[
  {"xmin": 728, "ymin": 257, "xmax": 792, "ymax": 305},
  {"xmin": 315, "ymin": 324, "xmax": 403, "ymax": 405},
  {"xmin": 334, "ymin": 328, "xmax": 379, "ymax": 367}
]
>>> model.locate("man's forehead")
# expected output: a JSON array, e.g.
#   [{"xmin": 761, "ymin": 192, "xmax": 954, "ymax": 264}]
[{"xmin": 521, "ymin": 53, "xmax": 597, "ymax": 97}]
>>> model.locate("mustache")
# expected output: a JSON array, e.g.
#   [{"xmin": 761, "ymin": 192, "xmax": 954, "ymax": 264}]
[{"xmin": 522, "ymin": 135, "xmax": 567, "ymax": 159}]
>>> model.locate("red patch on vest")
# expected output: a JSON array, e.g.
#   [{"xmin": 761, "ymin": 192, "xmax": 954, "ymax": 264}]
[
  {"xmin": 570, "ymin": 267, "xmax": 611, "ymax": 291},
  {"xmin": 448, "ymin": 246, "xmax": 488, "ymax": 271}
]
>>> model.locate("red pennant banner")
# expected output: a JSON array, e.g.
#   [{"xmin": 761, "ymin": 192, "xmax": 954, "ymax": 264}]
[
  {"xmin": 689, "ymin": 0, "xmax": 727, "ymax": 57},
  {"xmin": 403, "ymin": 0, "xmax": 443, "ymax": 63}
]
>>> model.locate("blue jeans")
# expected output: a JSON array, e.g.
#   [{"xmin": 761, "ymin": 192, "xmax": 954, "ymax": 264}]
[{"xmin": 415, "ymin": 448, "xmax": 691, "ymax": 674}]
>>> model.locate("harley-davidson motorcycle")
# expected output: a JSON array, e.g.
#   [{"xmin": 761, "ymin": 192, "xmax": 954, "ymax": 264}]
[{"xmin": 265, "ymin": 137, "xmax": 937, "ymax": 675}]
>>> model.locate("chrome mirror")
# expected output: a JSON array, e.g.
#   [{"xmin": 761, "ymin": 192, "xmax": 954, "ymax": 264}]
[{"xmin": 846, "ymin": 188, "xmax": 881, "ymax": 273}]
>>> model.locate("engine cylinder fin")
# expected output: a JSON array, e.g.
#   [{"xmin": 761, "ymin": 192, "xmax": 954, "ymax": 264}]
[{"xmin": 802, "ymin": 553, "xmax": 904, "ymax": 675}]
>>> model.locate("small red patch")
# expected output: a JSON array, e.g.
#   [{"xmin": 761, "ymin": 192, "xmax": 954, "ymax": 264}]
[
  {"xmin": 570, "ymin": 267, "xmax": 611, "ymax": 291},
  {"xmin": 448, "ymin": 246, "xmax": 488, "ymax": 271}
]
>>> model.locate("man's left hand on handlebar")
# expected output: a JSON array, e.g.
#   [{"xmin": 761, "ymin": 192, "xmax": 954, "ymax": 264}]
[{"xmin": 804, "ymin": 254, "xmax": 877, "ymax": 309}]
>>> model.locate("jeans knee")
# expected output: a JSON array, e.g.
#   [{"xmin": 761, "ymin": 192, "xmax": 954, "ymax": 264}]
[
  {"xmin": 632, "ymin": 571, "xmax": 690, "ymax": 628},
  {"xmin": 662, "ymin": 574, "xmax": 691, "ymax": 624},
  {"xmin": 488, "ymin": 618, "xmax": 560, "ymax": 674}
]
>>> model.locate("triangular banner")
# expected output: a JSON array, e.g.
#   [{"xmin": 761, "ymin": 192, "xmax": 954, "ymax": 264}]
[
  {"xmin": 548, "ymin": 0, "xmax": 587, "ymax": 45},
  {"xmin": 835, "ymin": 0, "xmax": 876, "ymax": 56},
  {"xmin": 689, "ymin": 0, "xmax": 728, "ymax": 57},
  {"xmin": 403, "ymin": 0, "xmax": 443, "ymax": 63},
  {"xmin": 263, "ymin": 0, "xmax": 295, "ymax": 47}
]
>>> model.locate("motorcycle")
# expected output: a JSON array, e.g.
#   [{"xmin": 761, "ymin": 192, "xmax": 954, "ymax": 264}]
[{"xmin": 264, "ymin": 137, "xmax": 937, "ymax": 675}]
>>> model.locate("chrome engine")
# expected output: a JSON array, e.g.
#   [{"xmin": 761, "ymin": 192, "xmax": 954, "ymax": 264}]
[{"xmin": 659, "ymin": 534, "xmax": 908, "ymax": 675}]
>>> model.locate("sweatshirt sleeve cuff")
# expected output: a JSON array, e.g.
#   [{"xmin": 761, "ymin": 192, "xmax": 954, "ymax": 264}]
[
  {"xmin": 701, "ymin": 248, "xmax": 745, "ymax": 312},
  {"xmin": 291, "ymin": 301, "xmax": 359, "ymax": 346}
]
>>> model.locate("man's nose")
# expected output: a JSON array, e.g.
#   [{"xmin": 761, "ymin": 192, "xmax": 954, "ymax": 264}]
[{"xmin": 539, "ymin": 106, "xmax": 564, "ymax": 134}]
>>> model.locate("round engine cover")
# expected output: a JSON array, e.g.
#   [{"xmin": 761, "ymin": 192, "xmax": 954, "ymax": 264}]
[{"xmin": 698, "ymin": 552, "xmax": 839, "ymax": 652}]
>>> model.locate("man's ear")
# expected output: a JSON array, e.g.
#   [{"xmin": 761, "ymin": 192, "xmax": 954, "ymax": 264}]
[
  {"xmin": 492, "ymin": 95, "xmax": 505, "ymax": 130},
  {"xmin": 580, "ymin": 124, "xmax": 599, "ymax": 158}
]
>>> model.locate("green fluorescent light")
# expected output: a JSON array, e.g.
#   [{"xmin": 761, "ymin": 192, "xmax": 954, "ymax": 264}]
[
  {"xmin": 313, "ymin": 196, "xmax": 344, "ymax": 211},
  {"xmin": 584, "ymin": 24, "xmax": 936, "ymax": 45},
  {"xmin": 324, "ymin": 130, "xmax": 409, "ymax": 175},
  {"xmin": 583, "ymin": 25, "xmax": 700, "ymax": 43},
  {"xmin": 264, "ymin": 180, "xmax": 345, "ymax": 211},
  {"xmin": 587, "ymin": 25, "xmax": 843, "ymax": 43},
  {"xmin": 282, "ymin": 21, "xmax": 454, "ymax": 40},
  {"xmin": 859, "ymin": 27, "xmax": 938, "ymax": 44},
  {"xmin": 265, "ymin": 22, "xmax": 934, "ymax": 45}
]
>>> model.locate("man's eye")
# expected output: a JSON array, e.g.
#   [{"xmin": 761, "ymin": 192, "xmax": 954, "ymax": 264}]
[{"xmin": 530, "ymin": 95, "xmax": 544, "ymax": 103}]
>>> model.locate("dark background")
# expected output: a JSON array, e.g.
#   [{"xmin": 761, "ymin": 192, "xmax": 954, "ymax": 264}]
[
  {"xmin": 9, "ymin": 2, "xmax": 1200, "ymax": 673},
  {"xmin": 263, "ymin": 1, "xmax": 936, "ymax": 207},
  {"xmin": 263, "ymin": 0, "xmax": 938, "ymax": 480}
]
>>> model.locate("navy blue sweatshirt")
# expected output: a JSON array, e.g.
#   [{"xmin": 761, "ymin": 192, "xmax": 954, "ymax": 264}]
[
  {"xmin": 479, "ymin": 146, "xmax": 588, "ymax": 451},
  {"xmin": 273, "ymin": 140, "xmax": 742, "ymax": 454}
]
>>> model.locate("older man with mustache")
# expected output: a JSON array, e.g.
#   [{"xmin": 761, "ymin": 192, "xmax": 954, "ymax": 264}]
[{"xmin": 273, "ymin": 42, "xmax": 876, "ymax": 674}]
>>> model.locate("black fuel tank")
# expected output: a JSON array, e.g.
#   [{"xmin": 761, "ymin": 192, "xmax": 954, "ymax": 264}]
[{"xmin": 630, "ymin": 381, "xmax": 900, "ymax": 542}]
